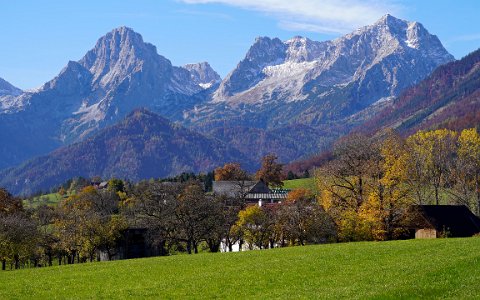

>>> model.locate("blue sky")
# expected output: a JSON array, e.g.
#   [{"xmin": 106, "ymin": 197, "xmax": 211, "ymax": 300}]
[{"xmin": 1, "ymin": 0, "xmax": 479, "ymax": 90}]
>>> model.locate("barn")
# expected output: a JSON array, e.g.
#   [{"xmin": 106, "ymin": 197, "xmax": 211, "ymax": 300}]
[{"xmin": 409, "ymin": 205, "xmax": 480, "ymax": 238}]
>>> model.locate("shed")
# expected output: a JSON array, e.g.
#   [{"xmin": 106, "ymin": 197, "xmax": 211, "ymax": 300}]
[{"xmin": 409, "ymin": 205, "xmax": 480, "ymax": 238}]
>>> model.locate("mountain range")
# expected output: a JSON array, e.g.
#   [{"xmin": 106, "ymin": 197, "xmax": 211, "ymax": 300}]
[
  {"xmin": 0, "ymin": 109, "xmax": 252, "ymax": 195},
  {"xmin": 0, "ymin": 14, "xmax": 464, "ymax": 195}
]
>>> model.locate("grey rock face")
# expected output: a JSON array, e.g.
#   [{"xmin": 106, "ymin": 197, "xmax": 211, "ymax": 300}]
[
  {"xmin": 0, "ymin": 78, "xmax": 22, "ymax": 97},
  {"xmin": 0, "ymin": 27, "xmax": 214, "ymax": 169},
  {"xmin": 182, "ymin": 62, "xmax": 221, "ymax": 89},
  {"xmin": 215, "ymin": 37, "xmax": 287, "ymax": 97},
  {"xmin": 190, "ymin": 14, "xmax": 454, "ymax": 130}
]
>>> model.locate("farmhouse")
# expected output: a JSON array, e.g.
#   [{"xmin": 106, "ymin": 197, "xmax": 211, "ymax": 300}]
[
  {"xmin": 409, "ymin": 205, "xmax": 480, "ymax": 238},
  {"xmin": 212, "ymin": 180, "xmax": 289, "ymax": 204}
]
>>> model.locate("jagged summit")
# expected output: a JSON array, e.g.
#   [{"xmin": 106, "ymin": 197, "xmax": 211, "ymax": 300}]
[
  {"xmin": 209, "ymin": 14, "xmax": 453, "ymax": 109},
  {"xmin": 183, "ymin": 62, "xmax": 221, "ymax": 89},
  {"xmin": 78, "ymin": 26, "xmax": 169, "ymax": 89},
  {"xmin": 0, "ymin": 26, "xmax": 219, "ymax": 169}
]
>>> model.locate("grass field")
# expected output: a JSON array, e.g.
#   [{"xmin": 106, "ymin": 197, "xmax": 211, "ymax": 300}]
[
  {"xmin": 1, "ymin": 238, "xmax": 479, "ymax": 299},
  {"xmin": 282, "ymin": 178, "xmax": 316, "ymax": 192},
  {"xmin": 23, "ymin": 192, "xmax": 75, "ymax": 208}
]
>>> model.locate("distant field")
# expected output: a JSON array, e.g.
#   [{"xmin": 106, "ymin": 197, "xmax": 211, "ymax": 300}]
[
  {"xmin": 23, "ymin": 191, "xmax": 77, "ymax": 208},
  {"xmin": 283, "ymin": 178, "xmax": 316, "ymax": 192},
  {"xmin": 23, "ymin": 192, "xmax": 63, "ymax": 208},
  {"xmin": 1, "ymin": 238, "xmax": 479, "ymax": 299}
]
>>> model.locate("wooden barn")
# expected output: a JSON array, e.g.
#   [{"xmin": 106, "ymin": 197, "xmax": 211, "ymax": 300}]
[{"xmin": 409, "ymin": 205, "xmax": 480, "ymax": 238}]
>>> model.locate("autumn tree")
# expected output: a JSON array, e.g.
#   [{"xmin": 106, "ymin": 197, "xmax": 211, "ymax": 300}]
[
  {"xmin": 454, "ymin": 128, "xmax": 480, "ymax": 213},
  {"xmin": 0, "ymin": 213, "xmax": 37, "ymax": 270},
  {"xmin": 0, "ymin": 189, "xmax": 37, "ymax": 270},
  {"xmin": 214, "ymin": 163, "xmax": 249, "ymax": 181},
  {"xmin": 54, "ymin": 186, "xmax": 126, "ymax": 263},
  {"xmin": 255, "ymin": 154, "xmax": 284, "ymax": 187},
  {"xmin": 175, "ymin": 183, "xmax": 224, "ymax": 254},
  {"xmin": 0, "ymin": 188, "xmax": 23, "ymax": 214},
  {"xmin": 213, "ymin": 194, "xmax": 244, "ymax": 252},
  {"xmin": 32, "ymin": 205, "xmax": 58, "ymax": 267},
  {"xmin": 132, "ymin": 181, "xmax": 180, "ymax": 255},
  {"xmin": 235, "ymin": 205, "xmax": 274, "ymax": 250},
  {"xmin": 377, "ymin": 131, "xmax": 416, "ymax": 239},
  {"xmin": 317, "ymin": 133, "xmax": 381, "ymax": 213},
  {"xmin": 317, "ymin": 132, "xmax": 414, "ymax": 241},
  {"xmin": 275, "ymin": 188, "xmax": 336, "ymax": 246},
  {"xmin": 406, "ymin": 129, "xmax": 457, "ymax": 205}
]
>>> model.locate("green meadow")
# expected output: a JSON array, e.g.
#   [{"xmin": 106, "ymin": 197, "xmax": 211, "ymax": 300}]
[
  {"xmin": 282, "ymin": 177, "xmax": 316, "ymax": 192},
  {"xmin": 1, "ymin": 238, "xmax": 479, "ymax": 299}
]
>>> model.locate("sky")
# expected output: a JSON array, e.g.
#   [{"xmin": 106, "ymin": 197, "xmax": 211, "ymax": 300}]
[{"xmin": 1, "ymin": 0, "xmax": 480, "ymax": 90}]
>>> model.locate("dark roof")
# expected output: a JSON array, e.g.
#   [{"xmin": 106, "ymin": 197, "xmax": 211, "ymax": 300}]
[
  {"xmin": 212, "ymin": 180, "xmax": 273, "ymax": 198},
  {"xmin": 212, "ymin": 181, "xmax": 257, "ymax": 197},
  {"xmin": 248, "ymin": 181, "xmax": 270, "ymax": 194},
  {"xmin": 410, "ymin": 205, "xmax": 480, "ymax": 237}
]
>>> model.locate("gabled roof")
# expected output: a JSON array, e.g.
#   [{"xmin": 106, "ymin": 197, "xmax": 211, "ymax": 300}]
[
  {"xmin": 212, "ymin": 181, "xmax": 258, "ymax": 198},
  {"xmin": 213, "ymin": 180, "xmax": 288, "ymax": 201},
  {"xmin": 411, "ymin": 205, "xmax": 480, "ymax": 237}
]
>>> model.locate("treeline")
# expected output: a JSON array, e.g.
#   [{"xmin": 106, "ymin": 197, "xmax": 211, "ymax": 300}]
[
  {"xmin": 316, "ymin": 128, "xmax": 480, "ymax": 241},
  {"xmin": 3, "ymin": 128, "xmax": 480, "ymax": 270},
  {"xmin": 0, "ymin": 178, "xmax": 335, "ymax": 270}
]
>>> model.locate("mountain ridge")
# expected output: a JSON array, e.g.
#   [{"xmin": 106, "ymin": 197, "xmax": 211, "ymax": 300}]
[
  {"xmin": 0, "ymin": 15, "xmax": 456, "ymax": 179},
  {"xmin": 0, "ymin": 108, "xmax": 253, "ymax": 195}
]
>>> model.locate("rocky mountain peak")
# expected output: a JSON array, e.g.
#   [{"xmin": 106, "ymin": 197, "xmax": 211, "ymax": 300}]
[
  {"xmin": 0, "ymin": 77, "xmax": 22, "ymax": 97},
  {"xmin": 79, "ymin": 26, "xmax": 171, "ymax": 89},
  {"xmin": 214, "ymin": 37, "xmax": 287, "ymax": 98},
  {"xmin": 204, "ymin": 14, "xmax": 454, "ymax": 128},
  {"xmin": 285, "ymin": 36, "xmax": 326, "ymax": 63},
  {"xmin": 41, "ymin": 61, "xmax": 92, "ymax": 94},
  {"xmin": 183, "ymin": 62, "xmax": 221, "ymax": 89},
  {"xmin": 246, "ymin": 36, "xmax": 287, "ymax": 63},
  {"xmin": 376, "ymin": 14, "xmax": 404, "ymax": 26}
]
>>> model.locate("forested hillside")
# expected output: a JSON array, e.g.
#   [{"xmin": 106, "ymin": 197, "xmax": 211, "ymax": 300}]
[{"xmin": 363, "ymin": 48, "xmax": 480, "ymax": 134}]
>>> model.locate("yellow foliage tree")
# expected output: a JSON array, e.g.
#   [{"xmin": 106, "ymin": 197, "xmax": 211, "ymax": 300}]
[
  {"xmin": 456, "ymin": 128, "xmax": 480, "ymax": 213},
  {"xmin": 406, "ymin": 129, "xmax": 457, "ymax": 205}
]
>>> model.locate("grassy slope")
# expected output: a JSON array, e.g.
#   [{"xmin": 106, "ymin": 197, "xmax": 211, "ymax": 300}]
[
  {"xmin": 1, "ymin": 238, "xmax": 480, "ymax": 299},
  {"xmin": 23, "ymin": 193, "xmax": 63, "ymax": 208},
  {"xmin": 283, "ymin": 178, "xmax": 316, "ymax": 191}
]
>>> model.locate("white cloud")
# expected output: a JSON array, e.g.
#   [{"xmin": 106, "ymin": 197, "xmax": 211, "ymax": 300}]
[{"xmin": 179, "ymin": 0, "xmax": 402, "ymax": 34}]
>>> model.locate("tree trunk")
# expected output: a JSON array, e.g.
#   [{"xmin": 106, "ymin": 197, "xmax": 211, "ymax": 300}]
[
  {"xmin": 2, "ymin": 260, "xmax": 5, "ymax": 271},
  {"xmin": 208, "ymin": 239, "xmax": 220, "ymax": 253},
  {"xmin": 186, "ymin": 241, "xmax": 192, "ymax": 254},
  {"xmin": 435, "ymin": 185, "xmax": 439, "ymax": 205},
  {"xmin": 14, "ymin": 254, "xmax": 20, "ymax": 270},
  {"xmin": 194, "ymin": 242, "xmax": 198, "ymax": 254},
  {"xmin": 358, "ymin": 176, "xmax": 364, "ymax": 209},
  {"xmin": 159, "ymin": 240, "xmax": 167, "ymax": 256}
]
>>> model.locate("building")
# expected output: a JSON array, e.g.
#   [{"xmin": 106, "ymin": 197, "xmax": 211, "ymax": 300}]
[
  {"xmin": 409, "ymin": 205, "xmax": 480, "ymax": 238},
  {"xmin": 212, "ymin": 180, "xmax": 289, "ymax": 204}
]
